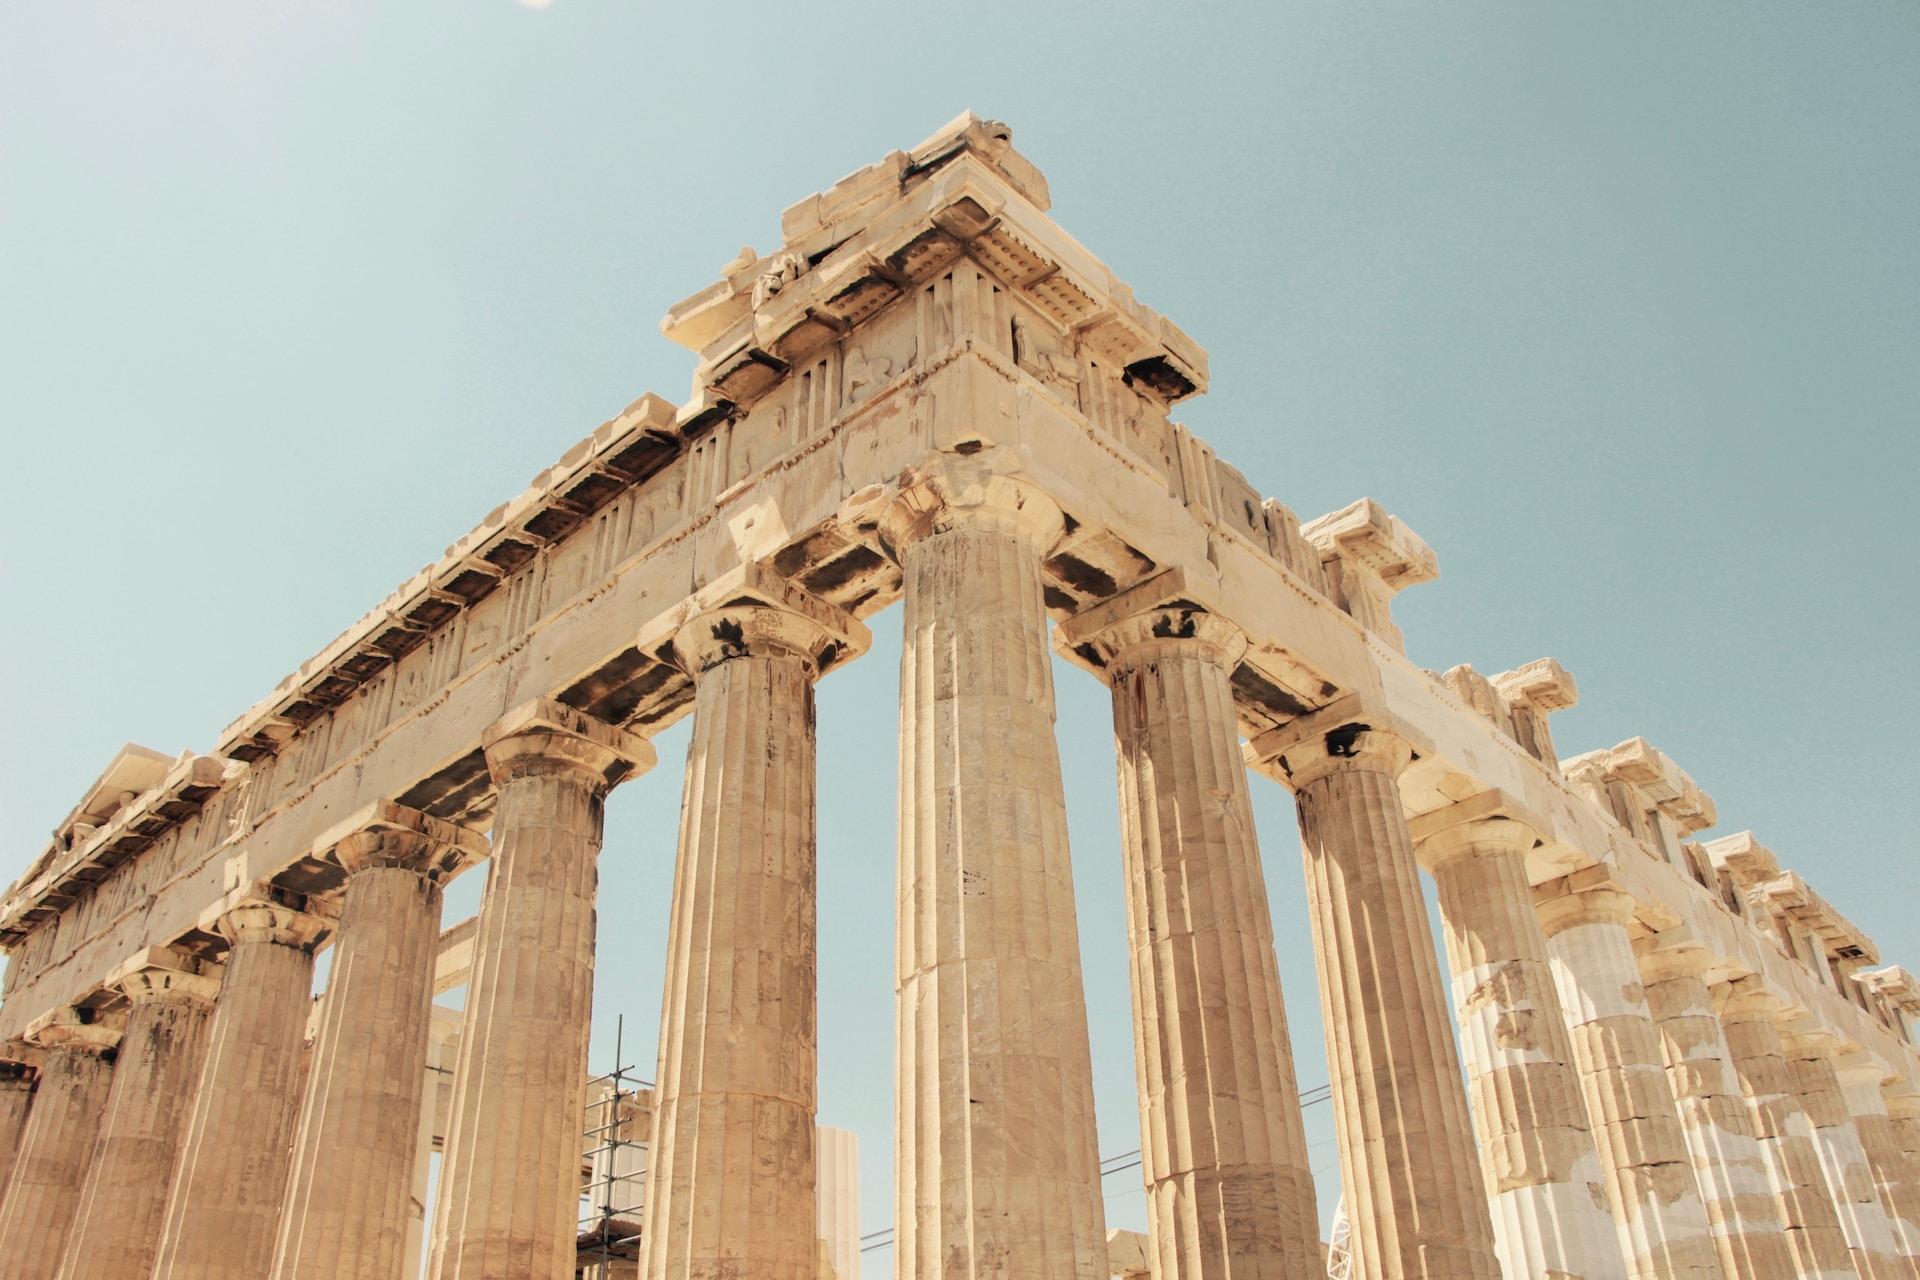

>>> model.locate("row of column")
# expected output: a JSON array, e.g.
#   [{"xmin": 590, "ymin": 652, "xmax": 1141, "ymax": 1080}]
[{"xmin": 4, "ymin": 456, "xmax": 1920, "ymax": 1280}]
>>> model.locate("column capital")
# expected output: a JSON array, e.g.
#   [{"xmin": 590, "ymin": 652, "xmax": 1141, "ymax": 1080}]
[
  {"xmin": 1532, "ymin": 875, "xmax": 1636, "ymax": 937},
  {"xmin": 105, "ymin": 946, "xmax": 220, "ymax": 1006},
  {"xmin": 23, "ymin": 1008, "xmax": 120, "ymax": 1056},
  {"xmin": 1054, "ymin": 567, "xmax": 1250, "ymax": 676},
  {"xmin": 667, "ymin": 572, "xmax": 867, "ymax": 679},
  {"xmin": 480, "ymin": 698, "xmax": 655, "ymax": 789},
  {"xmin": 876, "ymin": 451, "xmax": 1064, "ymax": 552},
  {"xmin": 321, "ymin": 800, "xmax": 488, "ymax": 884},
  {"xmin": 1405, "ymin": 791, "xmax": 1536, "ymax": 870},
  {"xmin": 1712, "ymin": 974, "xmax": 1792, "ymax": 1024},
  {"xmin": 1248, "ymin": 695, "xmax": 1414, "ymax": 791},
  {"xmin": 199, "ymin": 879, "xmax": 335, "ymax": 951},
  {"xmin": 1633, "ymin": 935, "xmax": 1716, "ymax": 984}
]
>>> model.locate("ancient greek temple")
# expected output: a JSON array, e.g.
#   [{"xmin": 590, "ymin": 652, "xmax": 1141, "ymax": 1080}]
[{"xmin": 2, "ymin": 114, "xmax": 1916, "ymax": 1280}]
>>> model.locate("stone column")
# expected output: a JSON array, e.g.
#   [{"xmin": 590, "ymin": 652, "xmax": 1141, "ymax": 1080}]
[
  {"xmin": 0, "ymin": 1059, "xmax": 34, "ymax": 1198},
  {"xmin": 1061, "ymin": 594, "xmax": 1321, "ymax": 1277},
  {"xmin": 0, "ymin": 1012, "xmax": 117, "ymax": 1273},
  {"xmin": 1255, "ymin": 715, "xmax": 1501, "ymax": 1278},
  {"xmin": 273, "ymin": 810, "xmax": 481, "ymax": 1280},
  {"xmin": 428, "ymin": 700, "xmax": 652, "ymax": 1280},
  {"xmin": 641, "ymin": 595, "xmax": 864, "ymax": 1280},
  {"xmin": 56, "ymin": 953, "xmax": 220, "ymax": 1280},
  {"xmin": 1840, "ymin": 1063, "xmax": 1920, "ymax": 1271},
  {"xmin": 1411, "ymin": 812, "xmax": 1621, "ymax": 1280},
  {"xmin": 1635, "ymin": 942, "xmax": 1796, "ymax": 1278},
  {"xmin": 1535, "ymin": 880, "xmax": 1719, "ymax": 1278},
  {"xmin": 886, "ymin": 467, "xmax": 1109, "ymax": 1280},
  {"xmin": 1783, "ymin": 1030, "xmax": 1908, "ymax": 1278},
  {"xmin": 151, "ymin": 894, "xmax": 331, "ymax": 1280},
  {"xmin": 1714, "ymin": 978, "xmax": 1855, "ymax": 1278}
]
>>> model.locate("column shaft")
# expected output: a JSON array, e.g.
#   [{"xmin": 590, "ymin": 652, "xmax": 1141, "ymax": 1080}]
[
  {"xmin": 0, "ymin": 1030, "xmax": 116, "ymax": 1273},
  {"xmin": 1637, "ymin": 950, "xmax": 1796, "ymax": 1278},
  {"xmin": 1537, "ymin": 887, "xmax": 1719, "ymax": 1278},
  {"xmin": 1269, "ymin": 724, "xmax": 1500, "ymax": 1279},
  {"xmin": 1843, "ymin": 1076, "xmax": 1920, "ymax": 1271},
  {"xmin": 152, "ymin": 903, "xmax": 327, "ymax": 1280},
  {"xmin": 1420, "ymin": 823, "xmax": 1621, "ymax": 1279},
  {"xmin": 428, "ymin": 704, "xmax": 648, "ymax": 1280},
  {"xmin": 643, "ymin": 604, "xmax": 848, "ymax": 1280},
  {"xmin": 57, "ymin": 965, "xmax": 218, "ymax": 1280},
  {"xmin": 892, "ymin": 489, "xmax": 1108, "ymax": 1279},
  {"xmin": 0, "ymin": 1065, "xmax": 32, "ymax": 1199},
  {"xmin": 274, "ymin": 824, "xmax": 463, "ymax": 1280},
  {"xmin": 1785, "ymin": 1037, "xmax": 1907, "ymax": 1278},
  {"xmin": 1716, "ymin": 985, "xmax": 1855, "ymax": 1278},
  {"xmin": 1098, "ymin": 616, "xmax": 1320, "ymax": 1276}
]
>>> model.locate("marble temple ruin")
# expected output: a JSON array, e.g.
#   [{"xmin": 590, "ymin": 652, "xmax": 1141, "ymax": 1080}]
[{"xmin": 1, "ymin": 115, "xmax": 1916, "ymax": 1280}]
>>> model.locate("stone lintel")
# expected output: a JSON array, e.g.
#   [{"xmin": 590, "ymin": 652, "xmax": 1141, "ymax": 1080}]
[
  {"xmin": 1404, "ymin": 787, "xmax": 1522, "ymax": 841},
  {"xmin": 480, "ymin": 697, "xmax": 656, "ymax": 787},
  {"xmin": 432, "ymin": 916, "xmax": 479, "ymax": 995}
]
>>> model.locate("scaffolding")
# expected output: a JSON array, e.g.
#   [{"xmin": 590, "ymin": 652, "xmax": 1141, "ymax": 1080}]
[{"xmin": 576, "ymin": 1017, "xmax": 652, "ymax": 1279}]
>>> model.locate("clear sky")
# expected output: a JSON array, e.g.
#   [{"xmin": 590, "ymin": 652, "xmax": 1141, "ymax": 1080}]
[{"xmin": 3, "ymin": 3, "xmax": 1916, "ymax": 1274}]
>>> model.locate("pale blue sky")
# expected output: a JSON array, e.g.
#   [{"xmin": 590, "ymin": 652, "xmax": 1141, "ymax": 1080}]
[{"xmin": 3, "ymin": 3, "xmax": 1917, "ymax": 1272}]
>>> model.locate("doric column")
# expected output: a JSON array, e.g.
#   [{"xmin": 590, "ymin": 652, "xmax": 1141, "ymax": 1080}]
[
  {"xmin": 429, "ymin": 700, "xmax": 652, "ymax": 1280},
  {"xmin": 1782, "ymin": 1029, "xmax": 1908, "ymax": 1278},
  {"xmin": 0, "ymin": 1058, "xmax": 34, "ymax": 1198},
  {"xmin": 0, "ymin": 1011, "xmax": 117, "ymax": 1273},
  {"xmin": 151, "ymin": 891, "xmax": 332, "ymax": 1280},
  {"xmin": 1252, "ymin": 711, "xmax": 1500, "ymax": 1278},
  {"xmin": 1058, "ymin": 585, "xmax": 1321, "ymax": 1277},
  {"xmin": 1634, "ymin": 940, "xmax": 1796, "ymax": 1278},
  {"xmin": 273, "ymin": 806, "xmax": 483, "ymax": 1280},
  {"xmin": 1535, "ymin": 879, "xmax": 1719, "ymax": 1277},
  {"xmin": 1410, "ymin": 808, "xmax": 1621, "ymax": 1280},
  {"xmin": 56, "ymin": 951, "xmax": 220, "ymax": 1280},
  {"xmin": 885, "ymin": 462, "xmax": 1109, "ymax": 1279},
  {"xmin": 1714, "ymin": 978, "xmax": 1855, "ymax": 1278},
  {"xmin": 641, "ymin": 591, "xmax": 866, "ymax": 1280},
  {"xmin": 1839, "ymin": 1062, "xmax": 1920, "ymax": 1271}
]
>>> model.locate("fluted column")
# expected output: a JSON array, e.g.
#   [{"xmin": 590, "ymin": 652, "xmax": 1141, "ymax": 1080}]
[
  {"xmin": 1715, "ymin": 978, "xmax": 1855, "ymax": 1278},
  {"xmin": 273, "ymin": 810, "xmax": 481, "ymax": 1280},
  {"xmin": 1840, "ymin": 1064, "xmax": 1920, "ymax": 1272},
  {"xmin": 428, "ymin": 700, "xmax": 652, "ymax": 1280},
  {"xmin": 1061, "ymin": 593, "xmax": 1320, "ymax": 1277},
  {"xmin": 1783, "ymin": 1030, "xmax": 1908, "ymax": 1278},
  {"xmin": 1255, "ymin": 715, "xmax": 1500, "ymax": 1278},
  {"xmin": 0, "ymin": 1012, "xmax": 117, "ymax": 1273},
  {"xmin": 1536, "ymin": 881, "xmax": 1719, "ymax": 1277},
  {"xmin": 886, "ymin": 463, "xmax": 1109, "ymax": 1280},
  {"xmin": 1635, "ymin": 942, "xmax": 1796, "ymax": 1278},
  {"xmin": 1412, "ymin": 813, "xmax": 1621, "ymax": 1280},
  {"xmin": 56, "ymin": 953, "xmax": 219, "ymax": 1280},
  {"xmin": 642, "ymin": 595, "xmax": 864, "ymax": 1280},
  {"xmin": 0, "ymin": 1060, "xmax": 33, "ymax": 1199},
  {"xmin": 152, "ymin": 894, "xmax": 331, "ymax": 1280}
]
